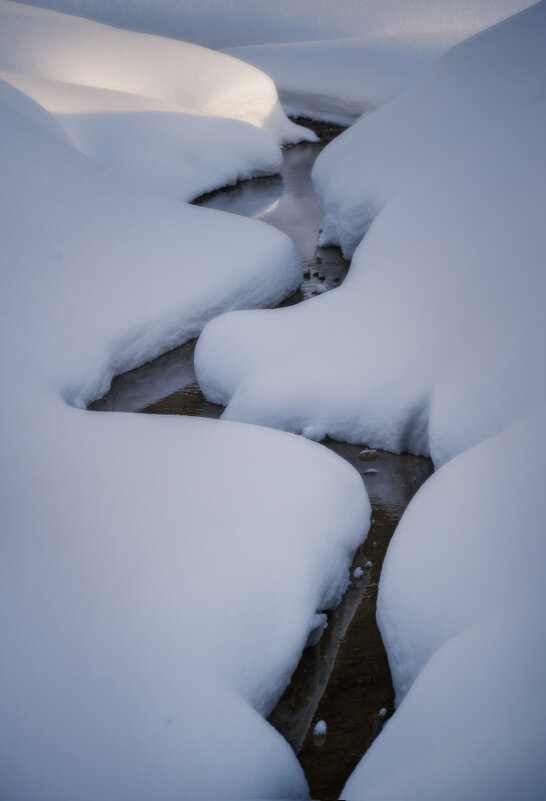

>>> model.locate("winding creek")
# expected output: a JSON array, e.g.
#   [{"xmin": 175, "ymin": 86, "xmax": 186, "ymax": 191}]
[{"xmin": 90, "ymin": 120, "xmax": 433, "ymax": 799}]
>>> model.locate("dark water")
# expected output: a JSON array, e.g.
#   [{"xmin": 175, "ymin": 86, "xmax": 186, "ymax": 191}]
[{"xmin": 90, "ymin": 120, "xmax": 433, "ymax": 800}]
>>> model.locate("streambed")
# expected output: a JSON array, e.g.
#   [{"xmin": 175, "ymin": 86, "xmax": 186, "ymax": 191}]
[{"xmin": 90, "ymin": 121, "xmax": 433, "ymax": 799}]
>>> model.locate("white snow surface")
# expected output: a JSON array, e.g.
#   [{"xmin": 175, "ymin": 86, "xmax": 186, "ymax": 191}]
[
  {"xmin": 0, "ymin": 52, "xmax": 371, "ymax": 801},
  {"xmin": 0, "ymin": 68, "xmax": 284, "ymax": 202},
  {"xmin": 15, "ymin": 0, "xmax": 533, "ymax": 49},
  {"xmin": 0, "ymin": 0, "xmax": 313, "ymax": 148},
  {"xmin": 15, "ymin": 0, "xmax": 534, "ymax": 123},
  {"xmin": 344, "ymin": 414, "xmax": 546, "ymax": 800},
  {"xmin": 313, "ymin": 1, "xmax": 546, "ymax": 256},
  {"xmin": 196, "ymin": 2, "xmax": 546, "ymax": 464},
  {"xmin": 195, "ymin": 7, "xmax": 546, "ymax": 798}
]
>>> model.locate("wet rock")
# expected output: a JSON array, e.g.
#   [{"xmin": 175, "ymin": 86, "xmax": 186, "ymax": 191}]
[{"xmin": 358, "ymin": 449, "xmax": 378, "ymax": 461}]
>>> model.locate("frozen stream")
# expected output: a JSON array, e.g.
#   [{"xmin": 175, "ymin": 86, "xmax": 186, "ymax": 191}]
[{"xmin": 90, "ymin": 120, "xmax": 433, "ymax": 799}]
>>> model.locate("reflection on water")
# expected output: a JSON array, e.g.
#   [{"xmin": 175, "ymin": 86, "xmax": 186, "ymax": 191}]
[
  {"xmin": 89, "ymin": 341, "xmax": 197, "ymax": 413},
  {"xmin": 195, "ymin": 140, "xmax": 348, "ymax": 305},
  {"xmin": 92, "ymin": 129, "xmax": 348, "ymax": 413}
]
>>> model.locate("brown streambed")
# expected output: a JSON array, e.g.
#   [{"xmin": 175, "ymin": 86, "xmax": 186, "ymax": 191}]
[{"xmin": 89, "ymin": 120, "xmax": 434, "ymax": 799}]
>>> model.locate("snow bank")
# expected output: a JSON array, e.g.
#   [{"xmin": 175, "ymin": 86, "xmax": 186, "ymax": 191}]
[
  {"xmin": 225, "ymin": 36, "xmax": 455, "ymax": 126},
  {"xmin": 196, "ymin": 2, "xmax": 546, "ymax": 465},
  {"xmin": 195, "ymin": 8, "xmax": 546, "ymax": 795},
  {"xmin": 314, "ymin": 2, "xmax": 546, "ymax": 256},
  {"xmin": 343, "ymin": 413, "xmax": 546, "ymax": 801},
  {"xmin": 0, "ymin": 0, "xmax": 313, "ymax": 146},
  {"xmin": 15, "ymin": 0, "xmax": 534, "ymax": 122},
  {"xmin": 15, "ymin": 0, "xmax": 533, "ymax": 49},
  {"xmin": 0, "ymin": 69, "xmax": 283, "ymax": 202},
  {"xmin": 0, "ymin": 77, "xmax": 370, "ymax": 800}
]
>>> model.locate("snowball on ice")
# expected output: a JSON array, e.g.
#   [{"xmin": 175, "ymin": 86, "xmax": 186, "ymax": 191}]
[
  {"xmin": 353, "ymin": 567, "xmax": 364, "ymax": 579},
  {"xmin": 313, "ymin": 720, "xmax": 327, "ymax": 737}
]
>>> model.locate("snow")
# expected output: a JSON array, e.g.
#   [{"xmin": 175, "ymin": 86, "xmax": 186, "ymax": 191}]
[
  {"xmin": 192, "ymin": 4, "xmax": 546, "ymax": 798},
  {"xmin": 14, "ymin": 0, "xmax": 533, "ymax": 123},
  {"xmin": 313, "ymin": 720, "xmax": 327, "ymax": 737},
  {"xmin": 353, "ymin": 567, "xmax": 364, "ymax": 579},
  {"xmin": 0, "ymin": 68, "xmax": 284, "ymax": 202},
  {"xmin": 0, "ymin": 0, "xmax": 314, "ymax": 147},
  {"xmin": 0, "ymin": 8, "xmax": 371, "ymax": 798},
  {"xmin": 343, "ymin": 414, "xmax": 546, "ymax": 801},
  {"xmin": 3, "ymin": 0, "xmax": 546, "ymax": 798},
  {"xmin": 196, "ymin": 2, "xmax": 546, "ymax": 464},
  {"xmin": 313, "ymin": 2, "xmax": 546, "ymax": 257}
]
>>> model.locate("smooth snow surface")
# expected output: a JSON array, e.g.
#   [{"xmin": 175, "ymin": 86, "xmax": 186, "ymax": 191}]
[
  {"xmin": 0, "ymin": 0, "xmax": 313, "ymax": 148},
  {"xmin": 344, "ymin": 414, "xmax": 546, "ymax": 801},
  {"xmin": 314, "ymin": 2, "xmax": 546, "ymax": 256},
  {"xmin": 3, "ymin": 1, "xmax": 546, "ymax": 799},
  {"xmin": 197, "ymin": 2, "xmax": 546, "ymax": 463},
  {"xmin": 0, "ymin": 8, "xmax": 371, "ymax": 799},
  {"xmin": 15, "ymin": 0, "xmax": 534, "ymax": 122}
]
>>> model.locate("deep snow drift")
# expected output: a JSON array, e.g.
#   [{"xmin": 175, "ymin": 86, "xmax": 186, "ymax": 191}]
[
  {"xmin": 0, "ymin": 11, "xmax": 371, "ymax": 800},
  {"xmin": 197, "ymin": 1, "xmax": 546, "ymax": 462},
  {"xmin": 14, "ymin": 0, "xmax": 535, "ymax": 122},
  {"xmin": 0, "ymin": 0, "xmax": 315, "ymax": 200},
  {"xmin": 195, "ymin": 5, "xmax": 546, "ymax": 798},
  {"xmin": 344, "ymin": 412, "xmax": 546, "ymax": 801}
]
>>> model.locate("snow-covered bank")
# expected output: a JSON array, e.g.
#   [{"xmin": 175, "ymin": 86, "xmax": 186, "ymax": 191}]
[
  {"xmin": 0, "ymin": 0, "xmax": 316, "ymax": 202},
  {"xmin": 197, "ymin": 0, "xmax": 546, "ymax": 462},
  {"xmin": 313, "ymin": 2, "xmax": 546, "ymax": 257},
  {"xmin": 195, "ymin": 5, "xmax": 546, "ymax": 797},
  {"xmin": 343, "ymin": 413, "xmax": 546, "ymax": 800},
  {"xmin": 14, "ymin": 0, "xmax": 534, "ymax": 122},
  {"xmin": 0, "ymin": 22, "xmax": 371, "ymax": 801},
  {"xmin": 0, "ymin": 1, "xmax": 313, "ymax": 145}
]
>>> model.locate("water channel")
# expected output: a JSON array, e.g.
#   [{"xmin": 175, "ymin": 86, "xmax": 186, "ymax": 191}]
[{"xmin": 90, "ymin": 119, "xmax": 433, "ymax": 800}]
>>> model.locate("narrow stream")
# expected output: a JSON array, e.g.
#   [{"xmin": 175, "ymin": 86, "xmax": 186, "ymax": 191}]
[{"xmin": 90, "ymin": 120, "xmax": 433, "ymax": 800}]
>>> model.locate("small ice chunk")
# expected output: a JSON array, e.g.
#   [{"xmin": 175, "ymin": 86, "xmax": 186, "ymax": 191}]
[
  {"xmin": 353, "ymin": 566, "xmax": 364, "ymax": 579},
  {"xmin": 313, "ymin": 720, "xmax": 327, "ymax": 746},
  {"xmin": 365, "ymin": 560, "xmax": 373, "ymax": 569},
  {"xmin": 314, "ymin": 283, "xmax": 327, "ymax": 294},
  {"xmin": 364, "ymin": 468, "xmax": 378, "ymax": 474},
  {"xmin": 379, "ymin": 707, "xmax": 388, "ymax": 718},
  {"xmin": 302, "ymin": 425, "xmax": 324, "ymax": 441}
]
